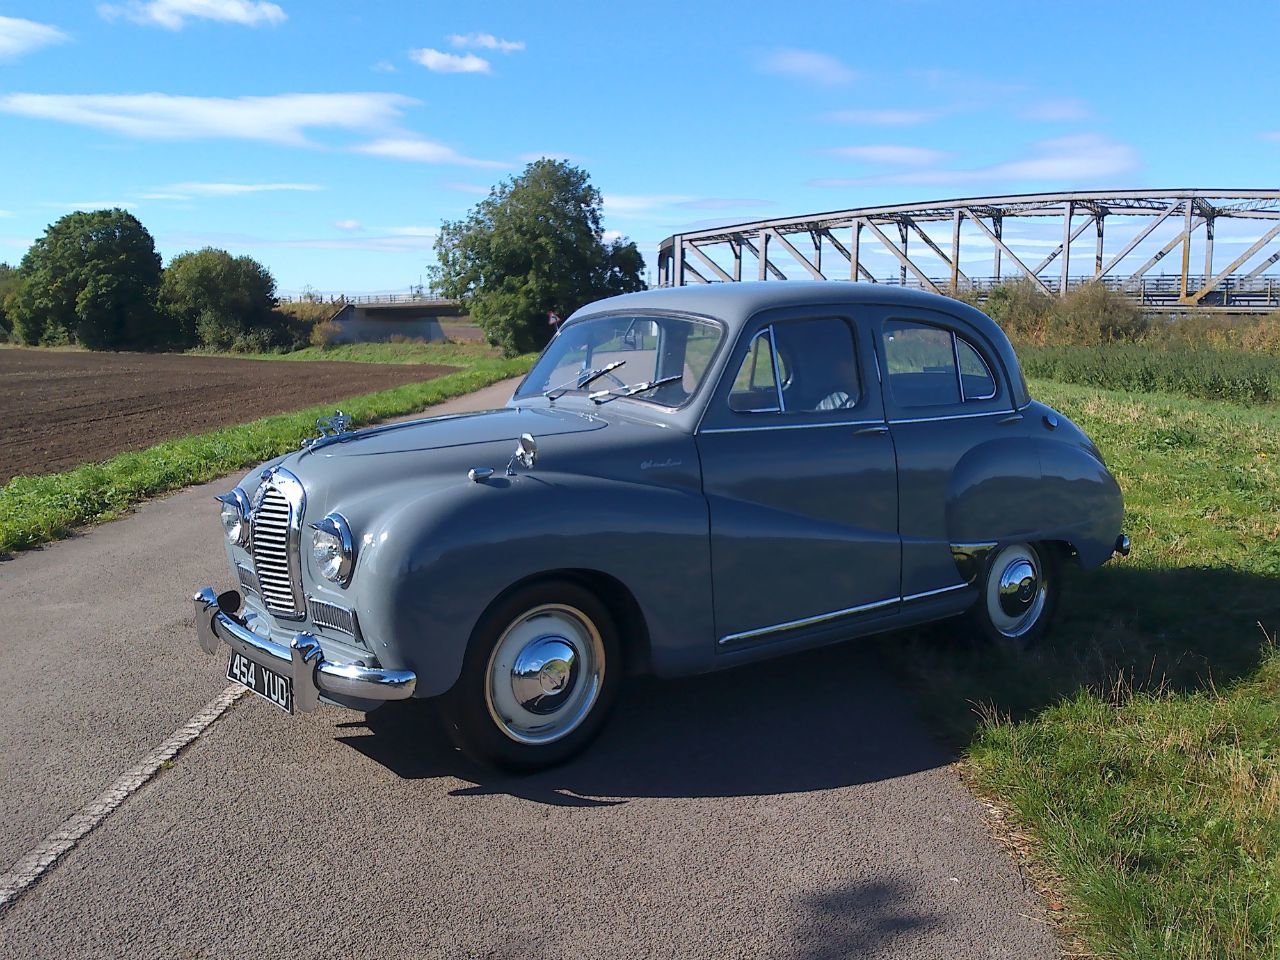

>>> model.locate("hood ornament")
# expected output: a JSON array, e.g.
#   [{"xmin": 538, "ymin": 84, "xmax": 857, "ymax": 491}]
[
  {"xmin": 303, "ymin": 410, "xmax": 354, "ymax": 451},
  {"xmin": 507, "ymin": 433, "xmax": 538, "ymax": 476}
]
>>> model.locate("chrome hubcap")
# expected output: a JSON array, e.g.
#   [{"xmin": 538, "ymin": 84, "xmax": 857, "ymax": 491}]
[
  {"xmin": 997, "ymin": 559, "xmax": 1039, "ymax": 617},
  {"xmin": 985, "ymin": 545, "xmax": 1047, "ymax": 638},
  {"xmin": 510, "ymin": 637, "xmax": 578, "ymax": 715},
  {"xmin": 485, "ymin": 604, "xmax": 605, "ymax": 745}
]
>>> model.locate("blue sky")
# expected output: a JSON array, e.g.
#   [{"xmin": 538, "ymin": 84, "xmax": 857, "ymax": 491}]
[{"xmin": 1, "ymin": 0, "xmax": 1277, "ymax": 295}]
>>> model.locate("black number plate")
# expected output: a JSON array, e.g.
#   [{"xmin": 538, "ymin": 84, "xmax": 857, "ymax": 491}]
[{"xmin": 227, "ymin": 650, "xmax": 293, "ymax": 714}]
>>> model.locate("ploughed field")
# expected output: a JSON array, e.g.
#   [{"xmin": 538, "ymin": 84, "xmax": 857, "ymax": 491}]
[{"xmin": 0, "ymin": 348, "xmax": 456, "ymax": 483}]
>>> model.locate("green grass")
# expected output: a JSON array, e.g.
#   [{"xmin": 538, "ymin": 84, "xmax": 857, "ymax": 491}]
[
  {"xmin": 1020, "ymin": 344, "xmax": 1280, "ymax": 406},
  {"xmin": 0, "ymin": 353, "xmax": 534, "ymax": 554},
  {"xmin": 186, "ymin": 341, "xmax": 499, "ymax": 366},
  {"xmin": 877, "ymin": 379, "xmax": 1280, "ymax": 958}
]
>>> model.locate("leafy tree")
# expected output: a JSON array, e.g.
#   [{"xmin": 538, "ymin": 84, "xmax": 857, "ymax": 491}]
[
  {"xmin": 160, "ymin": 247, "xmax": 278, "ymax": 348},
  {"xmin": 0, "ymin": 263, "xmax": 15, "ymax": 341},
  {"xmin": 7, "ymin": 209, "xmax": 162, "ymax": 349},
  {"xmin": 430, "ymin": 159, "xmax": 646, "ymax": 355}
]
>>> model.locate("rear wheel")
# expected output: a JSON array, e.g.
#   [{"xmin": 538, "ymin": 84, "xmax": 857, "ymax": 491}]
[
  {"xmin": 967, "ymin": 542, "xmax": 1060, "ymax": 650},
  {"xmin": 442, "ymin": 580, "xmax": 621, "ymax": 771}
]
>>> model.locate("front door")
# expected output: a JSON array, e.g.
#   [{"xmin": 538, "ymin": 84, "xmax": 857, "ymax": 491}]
[{"xmin": 696, "ymin": 307, "xmax": 900, "ymax": 648}]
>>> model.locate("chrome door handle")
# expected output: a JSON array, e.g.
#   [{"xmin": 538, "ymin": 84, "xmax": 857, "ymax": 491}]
[{"xmin": 854, "ymin": 425, "xmax": 889, "ymax": 436}]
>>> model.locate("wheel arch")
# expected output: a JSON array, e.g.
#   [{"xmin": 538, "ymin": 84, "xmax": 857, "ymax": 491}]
[{"xmin": 475, "ymin": 568, "xmax": 653, "ymax": 678}]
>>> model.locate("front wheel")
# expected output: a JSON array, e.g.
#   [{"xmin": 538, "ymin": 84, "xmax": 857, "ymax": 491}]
[
  {"xmin": 967, "ymin": 542, "xmax": 1060, "ymax": 650},
  {"xmin": 442, "ymin": 580, "xmax": 621, "ymax": 771}
]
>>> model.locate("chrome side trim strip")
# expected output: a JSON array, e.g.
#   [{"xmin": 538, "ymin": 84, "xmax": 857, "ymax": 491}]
[
  {"xmin": 902, "ymin": 582, "xmax": 969, "ymax": 603},
  {"xmin": 718, "ymin": 596, "xmax": 899, "ymax": 647},
  {"xmin": 700, "ymin": 419, "xmax": 884, "ymax": 435},
  {"xmin": 888, "ymin": 409, "xmax": 1009, "ymax": 425}
]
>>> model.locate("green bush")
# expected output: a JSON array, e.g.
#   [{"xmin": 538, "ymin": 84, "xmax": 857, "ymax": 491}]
[{"xmin": 1021, "ymin": 344, "xmax": 1280, "ymax": 405}]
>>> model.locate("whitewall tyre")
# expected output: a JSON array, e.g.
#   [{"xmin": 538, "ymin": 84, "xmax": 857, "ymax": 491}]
[{"xmin": 968, "ymin": 542, "xmax": 1060, "ymax": 650}]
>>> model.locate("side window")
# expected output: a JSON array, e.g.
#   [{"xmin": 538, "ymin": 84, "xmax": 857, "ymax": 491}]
[
  {"xmin": 883, "ymin": 320, "xmax": 960, "ymax": 407},
  {"xmin": 771, "ymin": 317, "xmax": 861, "ymax": 412},
  {"xmin": 728, "ymin": 331, "xmax": 780, "ymax": 412},
  {"xmin": 883, "ymin": 319, "xmax": 1001, "ymax": 408},
  {"xmin": 956, "ymin": 336, "xmax": 996, "ymax": 400}
]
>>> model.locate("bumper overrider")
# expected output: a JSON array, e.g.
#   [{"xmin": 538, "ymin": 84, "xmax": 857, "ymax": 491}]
[{"xmin": 192, "ymin": 587, "xmax": 417, "ymax": 712}]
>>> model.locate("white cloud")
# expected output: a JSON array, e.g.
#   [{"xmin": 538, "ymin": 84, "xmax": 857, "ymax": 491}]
[
  {"xmin": 0, "ymin": 15, "xmax": 69, "ymax": 60},
  {"xmin": 371, "ymin": 59, "xmax": 396, "ymax": 73},
  {"xmin": 155, "ymin": 181, "xmax": 322, "ymax": 197},
  {"xmin": 448, "ymin": 32, "xmax": 524, "ymax": 53},
  {"xmin": 828, "ymin": 145, "xmax": 950, "ymax": 166},
  {"xmin": 1262, "ymin": 131, "xmax": 1280, "ymax": 142},
  {"xmin": 334, "ymin": 219, "xmax": 363, "ymax": 232},
  {"xmin": 444, "ymin": 182, "xmax": 492, "ymax": 195},
  {"xmin": 43, "ymin": 200, "xmax": 139, "ymax": 210},
  {"xmin": 410, "ymin": 48, "xmax": 490, "ymax": 74},
  {"xmin": 354, "ymin": 137, "xmax": 505, "ymax": 168},
  {"xmin": 99, "ymin": 0, "xmax": 286, "ymax": 30},
  {"xmin": 605, "ymin": 194, "xmax": 694, "ymax": 213},
  {"xmin": 0, "ymin": 92, "xmax": 415, "ymax": 146},
  {"xmin": 384, "ymin": 225, "xmax": 436, "ymax": 237},
  {"xmin": 0, "ymin": 210, "xmax": 12, "ymax": 217},
  {"xmin": 825, "ymin": 108, "xmax": 933, "ymax": 126},
  {"xmin": 759, "ymin": 48, "xmax": 855, "ymax": 86},
  {"xmin": 811, "ymin": 134, "xmax": 1139, "ymax": 188},
  {"xmin": 1021, "ymin": 98, "xmax": 1091, "ymax": 122}
]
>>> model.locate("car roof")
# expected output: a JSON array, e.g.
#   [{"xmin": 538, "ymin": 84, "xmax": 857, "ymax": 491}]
[{"xmin": 570, "ymin": 280, "xmax": 1029, "ymax": 408}]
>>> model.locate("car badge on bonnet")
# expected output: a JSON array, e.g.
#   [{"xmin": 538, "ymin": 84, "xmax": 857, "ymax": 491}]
[{"xmin": 304, "ymin": 410, "xmax": 354, "ymax": 451}]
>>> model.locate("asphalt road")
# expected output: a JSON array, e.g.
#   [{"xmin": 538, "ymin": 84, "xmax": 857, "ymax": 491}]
[{"xmin": 0, "ymin": 379, "xmax": 1057, "ymax": 959}]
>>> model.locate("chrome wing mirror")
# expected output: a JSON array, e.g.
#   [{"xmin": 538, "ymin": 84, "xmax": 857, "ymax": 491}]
[{"xmin": 507, "ymin": 433, "xmax": 538, "ymax": 476}]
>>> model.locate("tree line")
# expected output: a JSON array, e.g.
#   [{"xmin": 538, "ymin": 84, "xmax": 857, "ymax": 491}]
[
  {"xmin": 0, "ymin": 208, "xmax": 293, "ymax": 352},
  {"xmin": 0, "ymin": 159, "xmax": 648, "ymax": 355}
]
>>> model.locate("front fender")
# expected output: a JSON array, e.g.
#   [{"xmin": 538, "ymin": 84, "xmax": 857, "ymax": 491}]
[{"xmin": 358, "ymin": 471, "xmax": 714, "ymax": 697}]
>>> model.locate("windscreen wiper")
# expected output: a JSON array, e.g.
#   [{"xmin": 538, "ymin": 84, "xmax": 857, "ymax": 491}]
[
  {"xmin": 588, "ymin": 374, "xmax": 683, "ymax": 404},
  {"xmin": 543, "ymin": 360, "xmax": 626, "ymax": 400}
]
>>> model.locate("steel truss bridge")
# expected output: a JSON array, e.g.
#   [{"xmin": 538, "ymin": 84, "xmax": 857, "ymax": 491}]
[{"xmin": 656, "ymin": 189, "xmax": 1280, "ymax": 312}]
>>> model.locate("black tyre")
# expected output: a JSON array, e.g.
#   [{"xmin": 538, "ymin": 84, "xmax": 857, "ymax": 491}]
[
  {"xmin": 967, "ymin": 542, "xmax": 1061, "ymax": 651},
  {"xmin": 442, "ymin": 580, "xmax": 622, "ymax": 771}
]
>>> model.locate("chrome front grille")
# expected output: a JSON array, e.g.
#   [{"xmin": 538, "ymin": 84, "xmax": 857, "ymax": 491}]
[
  {"xmin": 307, "ymin": 597, "xmax": 358, "ymax": 639},
  {"xmin": 251, "ymin": 477, "xmax": 304, "ymax": 618}
]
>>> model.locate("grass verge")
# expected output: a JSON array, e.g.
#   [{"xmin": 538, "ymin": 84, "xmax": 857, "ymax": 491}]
[
  {"xmin": 876, "ymin": 379, "xmax": 1280, "ymax": 958},
  {"xmin": 0, "ymin": 354, "xmax": 533, "ymax": 554},
  {"xmin": 1020, "ymin": 344, "xmax": 1280, "ymax": 406}
]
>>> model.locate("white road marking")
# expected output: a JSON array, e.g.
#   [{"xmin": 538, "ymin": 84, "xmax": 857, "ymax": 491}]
[{"xmin": 0, "ymin": 684, "xmax": 246, "ymax": 911}]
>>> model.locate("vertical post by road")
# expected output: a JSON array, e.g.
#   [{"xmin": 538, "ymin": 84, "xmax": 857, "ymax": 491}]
[
  {"xmin": 1180, "ymin": 202, "xmax": 1194, "ymax": 300},
  {"xmin": 950, "ymin": 209, "xmax": 962, "ymax": 292}
]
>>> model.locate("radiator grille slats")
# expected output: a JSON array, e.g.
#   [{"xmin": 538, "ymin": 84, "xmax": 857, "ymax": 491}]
[
  {"xmin": 251, "ymin": 484, "xmax": 302, "ymax": 617},
  {"xmin": 307, "ymin": 597, "xmax": 358, "ymax": 639}
]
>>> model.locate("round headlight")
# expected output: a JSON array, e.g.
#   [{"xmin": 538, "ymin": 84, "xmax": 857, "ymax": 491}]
[
  {"xmin": 310, "ymin": 513, "xmax": 354, "ymax": 585},
  {"xmin": 216, "ymin": 490, "xmax": 250, "ymax": 546}
]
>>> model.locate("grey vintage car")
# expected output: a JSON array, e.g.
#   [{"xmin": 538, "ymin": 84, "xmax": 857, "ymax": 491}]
[{"xmin": 193, "ymin": 282, "xmax": 1127, "ymax": 768}]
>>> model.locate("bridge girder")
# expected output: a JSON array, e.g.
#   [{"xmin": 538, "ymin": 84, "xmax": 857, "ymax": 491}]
[{"xmin": 656, "ymin": 189, "xmax": 1280, "ymax": 311}]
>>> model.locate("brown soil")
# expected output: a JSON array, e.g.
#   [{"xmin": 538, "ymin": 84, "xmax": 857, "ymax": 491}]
[{"xmin": 0, "ymin": 349, "xmax": 457, "ymax": 483}]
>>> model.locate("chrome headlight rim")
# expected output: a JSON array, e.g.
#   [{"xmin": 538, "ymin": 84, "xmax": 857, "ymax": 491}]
[
  {"xmin": 310, "ymin": 512, "xmax": 355, "ymax": 586},
  {"xmin": 215, "ymin": 488, "xmax": 251, "ymax": 547}
]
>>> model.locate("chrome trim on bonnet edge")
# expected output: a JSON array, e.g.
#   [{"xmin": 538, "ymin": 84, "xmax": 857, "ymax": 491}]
[
  {"xmin": 193, "ymin": 588, "xmax": 415, "ymax": 710},
  {"xmin": 718, "ymin": 596, "xmax": 899, "ymax": 647}
]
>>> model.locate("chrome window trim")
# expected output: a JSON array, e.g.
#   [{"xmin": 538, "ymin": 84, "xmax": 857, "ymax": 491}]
[
  {"xmin": 718, "ymin": 596, "xmax": 899, "ymax": 647},
  {"xmin": 902, "ymin": 582, "xmax": 969, "ymax": 602},
  {"xmin": 951, "ymin": 330, "xmax": 966, "ymax": 403},
  {"xmin": 955, "ymin": 334, "xmax": 998, "ymax": 402},
  {"xmin": 727, "ymin": 328, "xmax": 782, "ymax": 415},
  {"xmin": 699, "ymin": 418, "xmax": 884, "ymax": 435},
  {"xmin": 767, "ymin": 324, "xmax": 785, "ymax": 412}
]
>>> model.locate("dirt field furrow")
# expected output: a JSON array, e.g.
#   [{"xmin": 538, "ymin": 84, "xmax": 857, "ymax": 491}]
[{"xmin": 0, "ymin": 349, "xmax": 457, "ymax": 483}]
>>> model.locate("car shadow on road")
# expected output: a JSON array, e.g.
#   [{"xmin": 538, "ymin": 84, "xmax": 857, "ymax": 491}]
[{"xmin": 335, "ymin": 639, "xmax": 952, "ymax": 807}]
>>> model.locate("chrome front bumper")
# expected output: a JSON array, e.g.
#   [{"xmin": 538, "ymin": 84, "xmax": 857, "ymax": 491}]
[{"xmin": 192, "ymin": 587, "xmax": 417, "ymax": 712}]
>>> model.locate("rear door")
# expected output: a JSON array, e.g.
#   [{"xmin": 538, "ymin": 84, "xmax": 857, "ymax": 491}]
[
  {"xmin": 873, "ymin": 306, "xmax": 1035, "ymax": 599},
  {"xmin": 696, "ymin": 307, "xmax": 900, "ymax": 648}
]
